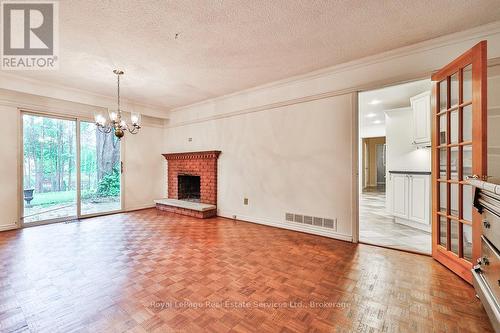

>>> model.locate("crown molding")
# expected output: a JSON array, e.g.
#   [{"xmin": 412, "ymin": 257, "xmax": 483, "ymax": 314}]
[
  {"xmin": 0, "ymin": 96, "xmax": 167, "ymax": 128},
  {"xmin": 166, "ymin": 69, "xmax": 433, "ymax": 129},
  {"xmin": 170, "ymin": 21, "xmax": 500, "ymax": 114},
  {"xmin": 166, "ymin": 85, "xmax": 358, "ymax": 128},
  {"xmin": 0, "ymin": 71, "xmax": 170, "ymax": 119},
  {"xmin": 0, "ymin": 95, "xmax": 105, "ymax": 119},
  {"xmin": 166, "ymin": 56, "xmax": 500, "ymax": 129}
]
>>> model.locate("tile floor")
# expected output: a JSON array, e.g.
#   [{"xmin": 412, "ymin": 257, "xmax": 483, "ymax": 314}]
[{"xmin": 359, "ymin": 186, "xmax": 432, "ymax": 254}]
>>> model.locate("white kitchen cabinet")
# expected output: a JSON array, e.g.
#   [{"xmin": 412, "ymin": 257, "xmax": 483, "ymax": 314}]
[
  {"xmin": 410, "ymin": 91, "xmax": 431, "ymax": 145},
  {"xmin": 392, "ymin": 174, "xmax": 408, "ymax": 219},
  {"xmin": 391, "ymin": 172, "xmax": 431, "ymax": 232},
  {"xmin": 408, "ymin": 174, "xmax": 430, "ymax": 225}
]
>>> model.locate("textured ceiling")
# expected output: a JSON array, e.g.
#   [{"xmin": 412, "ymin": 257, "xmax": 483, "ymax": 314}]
[{"xmin": 6, "ymin": 0, "xmax": 500, "ymax": 110}]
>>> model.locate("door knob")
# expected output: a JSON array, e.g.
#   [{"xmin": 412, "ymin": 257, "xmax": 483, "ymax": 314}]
[{"xmin": 468, "ymin": 175, "xmax": 490, "ymax": 181}]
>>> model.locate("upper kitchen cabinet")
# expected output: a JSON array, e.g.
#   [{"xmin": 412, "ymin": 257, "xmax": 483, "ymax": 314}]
[{"xmin": 410, "ymin": 91, "xmax": 431, "ymax": 145}]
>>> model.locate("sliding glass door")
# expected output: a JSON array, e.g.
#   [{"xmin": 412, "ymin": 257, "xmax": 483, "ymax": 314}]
[
  {"xmin": 22, "ymin": 114, "xmax": 77, "ymax": 223},
  {"xmin": 80, "ymin": 121, "xmax": 121, "ymax": 216},
  {"xmin": 22, "ymin": 113, "xmax": 122, "ymax": 225}
]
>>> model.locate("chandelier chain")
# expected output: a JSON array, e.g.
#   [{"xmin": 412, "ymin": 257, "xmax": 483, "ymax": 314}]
[{"xmin": 117, "ymin": 72, "xmax": 120, "ymax": 112}]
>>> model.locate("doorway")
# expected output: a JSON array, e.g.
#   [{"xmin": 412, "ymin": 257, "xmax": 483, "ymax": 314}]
[
  {"xmin": 361, "ymin": 137, "xmax": 386, "ymax": 190},
  {"xmin": 21, "ymin": 112, "xmax": 122, "ymax": 226},
  {"xmin": 376, "ymin": 144, "xmax": 386, "ymax": 185},
  {"xmin": 358, "ymin": 79, "xmax": 433, "ymax": 254}
]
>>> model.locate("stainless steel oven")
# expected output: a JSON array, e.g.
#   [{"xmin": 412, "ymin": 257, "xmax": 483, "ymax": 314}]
[{"xmin": 472, "ymin": 179, "xmax": 500, "ymax": 332}]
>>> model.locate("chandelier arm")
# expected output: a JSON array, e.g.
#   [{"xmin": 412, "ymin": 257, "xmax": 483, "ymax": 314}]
[
  {"xmin": 97, "ymin": 124, "xmax": 112, "ymax": 134},
  {"xmin": 128, "ymin": 127, "xmax": 139, "ymax": 134}
]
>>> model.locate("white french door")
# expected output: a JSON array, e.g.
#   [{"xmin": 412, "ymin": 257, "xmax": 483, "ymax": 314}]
[{"xmin": 21, "ymin": 112, "xmax": 122, "ymax": 226}]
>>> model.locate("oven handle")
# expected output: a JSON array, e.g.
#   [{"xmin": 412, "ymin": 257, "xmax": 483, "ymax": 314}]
[{"xmin": 478, "ymin": 199, "xmax": 500, "ymax": 219}]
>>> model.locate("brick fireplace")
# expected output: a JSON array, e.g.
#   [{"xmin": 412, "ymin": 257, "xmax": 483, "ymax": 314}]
[{"xmin": 162, "ymin": 150, "xmax": 221, "ymax": 209}]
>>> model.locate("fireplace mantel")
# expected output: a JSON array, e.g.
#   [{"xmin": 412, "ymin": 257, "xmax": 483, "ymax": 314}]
[{"xmin": 162, "ymin": 150, "xmax": 221, "ymax": 160}]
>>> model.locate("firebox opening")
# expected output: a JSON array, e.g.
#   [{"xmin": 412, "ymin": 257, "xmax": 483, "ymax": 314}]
[{"xmin": 178, "ymin": 175, "xmax": 201, "ymax": 202}]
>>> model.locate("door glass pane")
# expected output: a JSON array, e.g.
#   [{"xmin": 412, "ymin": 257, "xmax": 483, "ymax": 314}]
[
  {"xmin": 463, "ymin": 64, "xmax": 472, "ymax": 102},
  {"xmin": 463, "ymin": 104, "xmax": 472, "ymax": 142},
  {"xmin": 450, "ymin": 73, "xmax": 459, "ymax": 107},
  {"xmin": 463, "ymin": 145, "xmax": 472, "ymax": 179},
  {"xmin": 450, "ymin": 111, "xmax": 458, "ymax": 144},
  {"xmin": 450, "ymin": 220, "xmax": 459, "ymax": 255},
  {"xmin": 80, "ymin": 122, "xmax": 121, "ymax": 215},
  {"xmin": 450, "ymin": 146, "xmax": 459, "ymax": 180},
  {"xmin": 23, "ymin": 114, "xmax": 77, "ymax": 223},
  {"xmin": 439, "ymin": 148, "xmax": 447, "ymax": 178},
  {"xmin": 439, "ymin": 216, "xmax": 448, "ymax": 247},
  {"xmin": 463, "ymin": 223, "xmax": 472, "ymax": 261},
  {"xmin": 439, "ymin": 114, "xmax": 447, "ymax": 145},
  {"xmin": 450, "ymin": 183, "xmax": 459, "ymax": 217},
  {"xmin": 439, "ymin": 80, "xmax": 447, "ymax": 111},
  {"xmin": 439, "ymin": 182, "xmax": 447, "ymax": 213},
  {"xmin": 462, "ymin": 185, "xmax": 473, "ymax": 222}
]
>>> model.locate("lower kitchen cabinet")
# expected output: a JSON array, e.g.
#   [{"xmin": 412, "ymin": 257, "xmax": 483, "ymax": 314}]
[{"xmin": 391, "ymin": 172, "xmax": 431, "ymax": 232}]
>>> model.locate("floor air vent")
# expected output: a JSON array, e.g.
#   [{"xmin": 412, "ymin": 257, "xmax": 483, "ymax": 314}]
[
  {"xmin": 323, "ymin": 219, "xmax": 335, "ymax": 229},
  {"xmin": 294, "ymin": 214, "xmax": 303, "ymax": 223},
  {"xmin": 285, "ymin": 213, "xmax": 337, "ymax": 231}
]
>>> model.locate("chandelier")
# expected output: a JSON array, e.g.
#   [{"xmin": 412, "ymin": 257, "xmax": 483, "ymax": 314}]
[{"xmin": 95, "ymin": 69, "xmax": 141, "ymax": 139}]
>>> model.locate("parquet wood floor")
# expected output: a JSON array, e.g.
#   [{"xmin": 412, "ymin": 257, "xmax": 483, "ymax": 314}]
[{"xmin": 0, "ymin": 209, "xmax": 493, "ymax": 332}]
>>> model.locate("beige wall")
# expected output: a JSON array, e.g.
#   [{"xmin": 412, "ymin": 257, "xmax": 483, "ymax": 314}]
[
  {"xmin": 164, "ymin": 94, "xmax": 356, "ymax": 240},
  {"xmin": 0, "ymin": 89, "xmax": 165, "ymax": 231},
  {"xmin": 123, "ymin": 122, "xmax": 166, "ymax": 211}
]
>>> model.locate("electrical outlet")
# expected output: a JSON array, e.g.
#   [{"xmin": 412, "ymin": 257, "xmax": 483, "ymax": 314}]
[
  {"xmin": 232, "ymin": 215, "xmax": 237, "ymax": 219},
  {"xmin": 243, "ymin": 198, "xmax": 248, "ymax": 205},
  {"xmin": 188, "ymin": 137, "xmax": 192, "ymax": 142}
]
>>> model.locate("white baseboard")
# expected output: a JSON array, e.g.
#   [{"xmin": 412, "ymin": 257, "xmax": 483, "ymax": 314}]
[
  {"xmin": 125, "ymin": 204, "xmax": 156, "ymax": 212},
  {"xmin": 0, "ymin": 223, "xmax": 19, "ymax": 232},
  {"xmin": 0, "ymin": 209, "xmax": 353, "ymax": 242},
  {"xmin": 218, "ymin": 210, "xmax": 352, "ymax": 242}
]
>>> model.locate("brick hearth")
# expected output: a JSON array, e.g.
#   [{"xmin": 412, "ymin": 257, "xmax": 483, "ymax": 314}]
[
  {"xmin": 156, "ymin": 204, "xmax": 217, "ymax": 219},
  {"xmin": 160, "ymin": 151, "xmax": 221, "ymax": 218}
]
